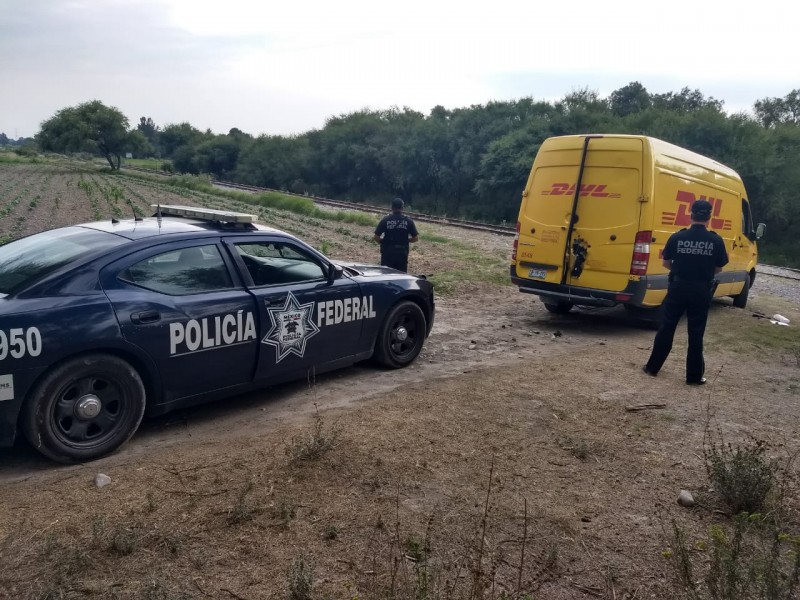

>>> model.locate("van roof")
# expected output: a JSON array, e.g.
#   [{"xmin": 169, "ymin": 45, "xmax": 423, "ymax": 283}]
[{"xmin": 544, "ymin": 134, "xmax": 741, "ymax": 181}]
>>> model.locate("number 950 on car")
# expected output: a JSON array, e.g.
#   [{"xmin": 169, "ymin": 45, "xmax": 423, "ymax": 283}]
[{"xmin": 0, "ymin": 327, "xmax": 43, "ymax": 360}]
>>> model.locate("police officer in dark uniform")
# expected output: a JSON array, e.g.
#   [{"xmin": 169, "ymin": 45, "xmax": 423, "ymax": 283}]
[
  {"xmin": 643, "ymin": 200, "xmax": 729, "ymax": 385},
  {"xmin": 373, "ymin": 198, "xmax": 419, "ymax": 272}
]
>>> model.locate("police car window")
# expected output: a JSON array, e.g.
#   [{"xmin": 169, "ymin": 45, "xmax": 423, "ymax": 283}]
[
  {"xmin": 119, "ymin": 245, "xmax": 233, "ymax": 295},
  {"xmin": 235, "ymin": 242, "xmax": 326, "ymax": 286},
  {"xmin": 0, "ymin": 227, "xmax": 127, "ymax": 295}
]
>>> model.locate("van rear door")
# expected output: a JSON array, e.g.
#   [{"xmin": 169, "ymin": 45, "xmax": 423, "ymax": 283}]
[{"xmin": 517, "ymin": 136, "xmax": 644, "ymax": 293}]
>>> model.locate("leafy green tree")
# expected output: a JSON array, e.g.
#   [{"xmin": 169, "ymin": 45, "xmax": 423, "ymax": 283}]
[
  {"xmin": 136, "ymin": 117, "xmax": 160, "ymax": 149},
  {"xmin": 194, "ymin": 135, "xmax": 242, "ymax": 179},
  {"xmin": 159, "ymin": 122, "xmax": 203, "ymax": 158},
  {"xmin": 610, "ymin": 81, "xmax": 652, "ymax": 117},
  {"xmin": 171, "ymin": 144, "xmax": 201, "ymax": 174},
  {"xmin": 37, "ymin": 100, "xmax": 130, "ymax": 169},
  {"xmin": 235, "ymin": 135, "xmax": 309, "ymax": 190},
  {"xmin": 307, "ymin": 110, "xmax": 388, "ymax": 197},
  {"xmin": 474, "ymin": 128, "xmax": 542, "ymax": 221},
  {"xmin": 652, "ymin": 87, "xmax": 723, "ymax": 113},
  {"xmin": 754, "ymin": 89, "xmax": 800, "ymax": 127},
  {"xmin": 126, "ymin": 130, "xmax": 153, "ymax": 159}
]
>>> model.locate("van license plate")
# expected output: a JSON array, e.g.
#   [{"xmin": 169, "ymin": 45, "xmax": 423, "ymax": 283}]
[{"xmin": 528, "ymin": 268, "xmax": 547, "ymax": 279}]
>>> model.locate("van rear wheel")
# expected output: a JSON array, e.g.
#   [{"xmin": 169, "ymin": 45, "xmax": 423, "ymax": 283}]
[{"xmin": 543, "ymin": 301, "xmax": 573, "ymax": 314}]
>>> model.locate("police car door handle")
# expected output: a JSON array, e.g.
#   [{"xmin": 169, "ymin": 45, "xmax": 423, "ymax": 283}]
[
  {"xmin": 263, "ymin": 296, "xmax": 286, "ymax": 307},
  {"xmin": 131, "ymin": 310, "xmax": 161, "ymax": 325}
]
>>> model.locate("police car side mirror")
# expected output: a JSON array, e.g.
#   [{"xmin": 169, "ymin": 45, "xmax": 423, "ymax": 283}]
[
  {"xmin": 755, "ymin": 222, "xmax": 766, "ymax": 241},
  {"xmin": 328, "ymin": 263, "xmax": 343, "ymax": 283}
]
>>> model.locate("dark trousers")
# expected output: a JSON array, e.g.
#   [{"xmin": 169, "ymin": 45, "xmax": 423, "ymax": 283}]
[
  {"xmin": 381, "ymin": 247, "xmax": 409, "ymax": 272},
  {"xmin": 645, "ymin": 280, "xmax": 712, "ymax": 382}
]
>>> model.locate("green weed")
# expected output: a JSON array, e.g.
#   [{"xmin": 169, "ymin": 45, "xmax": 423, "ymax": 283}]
[
  {"xmin": 287, "ymin": 553, "xmax": 315, "ymax": 600},
  {"xmin": 704, "ymin": 424, "xmax": 776, "ymax": 515},
  {"xmin": 669, "ymin": 515, "xmax": 800, "ymax": 599},
  {"xmin": 227, "ymin": 479, "xmax": 256, "ymax": 525},
  {"xmin": 285, "ymin": 404, "xmax": 341, "ymax": 463}
]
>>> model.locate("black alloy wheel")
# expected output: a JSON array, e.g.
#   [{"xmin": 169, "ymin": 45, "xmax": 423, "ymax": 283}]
[
  {"xmin": 21, "ymin": 354, "xmax": 146, "ymax": 463},
  {"xmin": 374, "ymin": 301, "xmax": 427, "ymax": 368}
]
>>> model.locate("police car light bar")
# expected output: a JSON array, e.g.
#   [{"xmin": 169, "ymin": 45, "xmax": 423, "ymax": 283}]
[{"xmin": 151, "ymin": 205, "xmax": 257, "ymax": 223}]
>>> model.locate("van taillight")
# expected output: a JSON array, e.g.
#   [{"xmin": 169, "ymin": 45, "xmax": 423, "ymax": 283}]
[
  {"xmin": 511, "ymin": 221, "xmax": 521, "ymax": 261},
  {"xmin": 630, "ymin": 231, "xmax": 652, "ymax": 276}
]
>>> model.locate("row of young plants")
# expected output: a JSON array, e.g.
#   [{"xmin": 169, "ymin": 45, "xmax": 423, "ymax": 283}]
[{"xmin": 0, "ymin": 163, "xmax": 53, "ymax": 242}]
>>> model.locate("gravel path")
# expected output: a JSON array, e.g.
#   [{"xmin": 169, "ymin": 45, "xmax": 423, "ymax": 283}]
[{"xmin": 753, "ymin": 265, "xmax": 800, "ymax": 306}]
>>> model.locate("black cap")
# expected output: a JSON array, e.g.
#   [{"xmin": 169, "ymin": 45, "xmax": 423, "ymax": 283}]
[
  {"xmin": 391, "ymin": 197, "xmax": 404, "ymax": 210},
  {"xmin": 691, "ymin": 200, "xmax": 712, "ymax": 221}
]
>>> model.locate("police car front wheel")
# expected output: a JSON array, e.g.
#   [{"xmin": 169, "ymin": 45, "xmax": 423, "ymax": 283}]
[
  {"xmin": 374, "ymin": 301, "xmax": 426, "ymax": 368},
  {"xmin": 21, "ymin": 354, "xmax": 146, "ymax": 463}
]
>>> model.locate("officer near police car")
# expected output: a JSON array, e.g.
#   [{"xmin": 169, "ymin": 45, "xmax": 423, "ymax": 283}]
[
  {"xmin": 373, "ymin": 197, "xmax": 419, "ymax": 272},
  {"xmin": 643, "ymin": 199, "xmax": 729, "ymax": 385}
]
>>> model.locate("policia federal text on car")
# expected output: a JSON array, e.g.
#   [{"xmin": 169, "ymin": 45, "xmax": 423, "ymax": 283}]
[{"xmin": 643, "ymin": 200, "xmax": 729, "ymax": 385}]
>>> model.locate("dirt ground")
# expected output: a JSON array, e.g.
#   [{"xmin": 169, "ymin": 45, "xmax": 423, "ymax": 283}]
[{"xmin": 1, "ymin": 160, "xmax": 799, "ymax": 599}]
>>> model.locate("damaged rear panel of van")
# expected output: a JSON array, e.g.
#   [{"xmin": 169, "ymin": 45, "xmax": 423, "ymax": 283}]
[{"xmin": 511, "ymin": 135, "xmax": 650, "ymax": 310}]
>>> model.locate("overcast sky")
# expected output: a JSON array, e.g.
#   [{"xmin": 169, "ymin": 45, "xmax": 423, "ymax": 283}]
[{"xmin": 1, "ymin": 0, "xmax": 798, "ymax": 139}]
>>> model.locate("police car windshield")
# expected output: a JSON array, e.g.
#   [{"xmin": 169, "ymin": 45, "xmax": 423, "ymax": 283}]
[{"xmin": 0, "ymin": 227, "xmax": 126, "ymax": 295}]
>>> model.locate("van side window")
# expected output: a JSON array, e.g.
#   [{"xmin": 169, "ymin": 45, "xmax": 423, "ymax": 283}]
[{"xmin": 741, "ymin": 199, "xmax": 753, "ymax": 237}]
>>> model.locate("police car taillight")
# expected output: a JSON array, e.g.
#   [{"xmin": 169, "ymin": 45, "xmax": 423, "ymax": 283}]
[
  {"xmin": 511, "ymin": 221, "xmax": 521, "ymax": 261},
  {"xmin": 630, "ymin": 231, "xmax": 652, "ymax": 276}
]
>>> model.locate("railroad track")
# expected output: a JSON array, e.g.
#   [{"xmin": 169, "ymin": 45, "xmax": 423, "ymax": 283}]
[
  {"xmin": 120, "ymin": 167, "xmax": 800, "ymax": 278},
  {"xmin": 210, "ymin": 179, "xmax": 516, "ymax": 235},
  {"xmin": 121, "ymin": 165, "xmax": 515, "ymax": 236},
  {"xmin": 758, "ymin": 264, "xmax": 800, "ymax": 281}
]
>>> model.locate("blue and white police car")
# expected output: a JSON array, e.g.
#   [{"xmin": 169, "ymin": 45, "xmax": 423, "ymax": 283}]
[{"xmin": 0, "ymin": 205, "xmax": 435, "ymax": 463}]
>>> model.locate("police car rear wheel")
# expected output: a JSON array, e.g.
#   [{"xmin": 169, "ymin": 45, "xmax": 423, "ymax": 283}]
[
  {"xmin": 374, "ymin": 301, "xmax": 426, "ymax": 368},
  {"xmin": 21, "ymin": 354, "xmax": 146, "ymax": 463}
]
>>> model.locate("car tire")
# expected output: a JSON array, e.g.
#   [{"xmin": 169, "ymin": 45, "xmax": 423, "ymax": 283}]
[
  {"xmin": 373, "ymin": 301, "xmax": 427, "ymax": 369},
  {"xmin": 732, "ymin": 277, "xmax": 750, "ymax": 309},
  {"xmin": 543, "ymin": 301, "xmax": 573, "ymax": 314},
  {"xmin": 21, "ymin": 354, "xmax": 146, "ymax": 463}
]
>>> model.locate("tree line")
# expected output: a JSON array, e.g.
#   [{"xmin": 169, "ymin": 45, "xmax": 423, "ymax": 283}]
[{"xmin": 30, "ymin": 84, "xmax": 800, "ymax": 264}]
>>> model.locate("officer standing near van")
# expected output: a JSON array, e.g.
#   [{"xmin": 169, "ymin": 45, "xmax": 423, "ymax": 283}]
[
  {"xmin": 643, "ymin": 200, "xmax": 729, "ymax": 385},
  {"xmin": 374, "ymin": 197, "xmax": 419, "ymax": 272}
]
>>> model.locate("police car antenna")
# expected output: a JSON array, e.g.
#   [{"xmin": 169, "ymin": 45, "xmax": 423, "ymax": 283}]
[{"xmin": 127, "ymin": 198, "xmax": 143, "ymax": 222}]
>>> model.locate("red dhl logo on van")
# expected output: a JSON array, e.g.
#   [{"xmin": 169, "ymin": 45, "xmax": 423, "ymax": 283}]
[
  {"xmin": 542, "ymin": 183, "xmax": 621, "ymax": 198},
  {"xmin": 661, "ymin": 191, "xmax": 732, "ymax": 231}
]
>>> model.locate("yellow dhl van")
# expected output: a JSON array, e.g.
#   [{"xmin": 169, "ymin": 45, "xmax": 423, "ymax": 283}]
[{"xmin": 510, "ymin": 134, "xmax": 765, "ymax": 314}]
